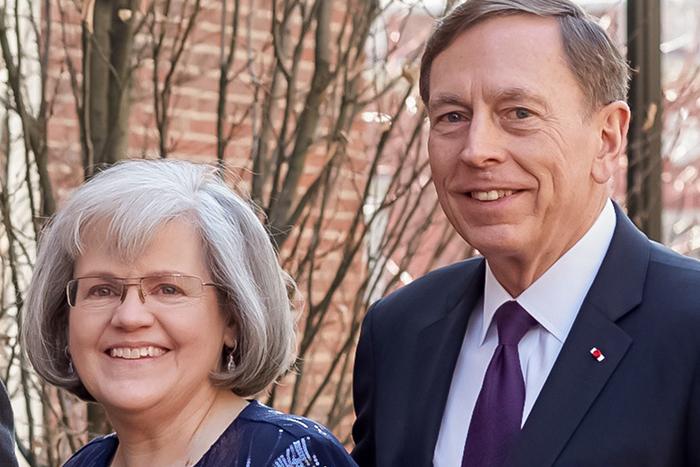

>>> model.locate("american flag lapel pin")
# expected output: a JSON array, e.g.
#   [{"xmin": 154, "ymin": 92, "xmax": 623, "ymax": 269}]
[{"xmin": 590, "ymin": 347, "xmax": 605, "ymax": 362}]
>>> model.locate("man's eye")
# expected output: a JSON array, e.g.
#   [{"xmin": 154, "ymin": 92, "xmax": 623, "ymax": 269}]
[
  {"xmin": 443, "ymin": 112, "xmax": 464, "ymax": 123},
  {"xmin": 509, "ymin": 107, "xmax": 533, "ymax": 119}
]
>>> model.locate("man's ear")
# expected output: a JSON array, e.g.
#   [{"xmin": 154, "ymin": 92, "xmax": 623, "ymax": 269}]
[{"xmin": 591, "ymin": 100, "xmax": 631, "ymax": 184}]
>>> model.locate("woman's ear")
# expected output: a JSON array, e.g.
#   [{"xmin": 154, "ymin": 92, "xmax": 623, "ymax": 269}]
[
  {"xmin": 223, "ymin": 321, "xmax": 238, "ymax": 348},
  {"xmin": 591, "ymin": 100, "xmax": 631, "ymax": 184}
]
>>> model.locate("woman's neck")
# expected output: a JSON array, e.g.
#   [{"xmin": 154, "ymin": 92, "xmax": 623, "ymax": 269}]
[{"xmin": 108, "ymin": 389, "xmax": 248, "ymax": 467}]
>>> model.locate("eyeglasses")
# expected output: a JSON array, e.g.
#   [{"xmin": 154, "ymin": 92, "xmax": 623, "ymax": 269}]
[{"xmin": 66, "ymin": 274, "xmax": 219, "ymax": 310}]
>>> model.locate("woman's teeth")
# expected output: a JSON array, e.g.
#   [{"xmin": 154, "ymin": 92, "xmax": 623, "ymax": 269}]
[{"xmin": 109, "ymin": 347, "xmax": 166, "ymax": 359}]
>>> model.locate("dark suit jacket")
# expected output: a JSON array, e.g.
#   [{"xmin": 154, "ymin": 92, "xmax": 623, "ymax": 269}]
[
  {"xmin": 0, "ymin": 381, "xmax": 18, "ymax": 467},
  {"xmin": 352, "ymin": 207, "xmax": 700, "ymax": 467}
]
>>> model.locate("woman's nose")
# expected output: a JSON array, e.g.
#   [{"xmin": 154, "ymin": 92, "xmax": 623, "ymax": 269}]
[{"xmin": 110, "ymin": 286, "xmax": 155, "ymax": 330}]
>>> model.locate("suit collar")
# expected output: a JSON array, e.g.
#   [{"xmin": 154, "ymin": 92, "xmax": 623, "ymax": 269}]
[
  {"xmin": 505, "ymin": 205, "xmax": 650, "ymax": 467},
  {"xmin": 483, "ymin": 199, "xmax": 617, "ymax": 345},
  {"xmin": 582, "ymin": 203, "xmax": 649, "ymax": 320}
]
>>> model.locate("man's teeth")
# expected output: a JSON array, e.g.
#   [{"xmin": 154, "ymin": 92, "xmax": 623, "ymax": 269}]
[
  {"xmin": 109, "ymin": 347, "xmax": 166, "ymax": 359},
  {"xmin": 471, "ymin": 190, "xmax": 514, "ymax": 201}
]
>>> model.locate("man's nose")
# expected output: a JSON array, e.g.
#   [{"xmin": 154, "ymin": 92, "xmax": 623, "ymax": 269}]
[{"xmin": 459, "ymin": 114, "xmax": 506, "ymax": 167}]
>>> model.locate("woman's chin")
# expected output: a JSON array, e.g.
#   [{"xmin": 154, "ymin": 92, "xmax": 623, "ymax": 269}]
[{"xmin": 94, "ymin": 386, "xmax": 167, "ymax": 416}]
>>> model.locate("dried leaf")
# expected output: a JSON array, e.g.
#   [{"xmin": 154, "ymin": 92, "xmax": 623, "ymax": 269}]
[{"xmin": 117, "ymin": 8, "xmax": 133, "ymax": 22}]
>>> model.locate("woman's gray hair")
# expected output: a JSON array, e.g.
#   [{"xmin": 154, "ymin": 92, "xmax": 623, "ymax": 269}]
[{"xmin": 23, "ymin": 159, "xmax": 297, "ymax": 399}]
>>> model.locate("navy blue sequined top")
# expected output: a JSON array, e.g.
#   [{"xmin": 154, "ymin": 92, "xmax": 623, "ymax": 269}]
[{"xmin": 63, "ymin": 400, "xmax": 358, "ymax": 467}]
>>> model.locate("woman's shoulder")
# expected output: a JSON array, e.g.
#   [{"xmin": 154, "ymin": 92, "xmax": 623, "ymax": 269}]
[
  {"xmin": 237, "ymin": 400, "xmax": 336, "ymax": 437},
  {"xmin": 62, "ymin": 433, "xmax": 117, "ymax": 467},
  {"xmin": 203, "ymin": 400, "xmax": 357, "ymax": 466}
]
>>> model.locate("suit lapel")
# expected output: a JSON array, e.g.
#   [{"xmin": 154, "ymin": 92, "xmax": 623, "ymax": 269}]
[
  {"xmin": 505, "ymin": 206, "xmax": 651, "ymax": 467},
  {"xmin": 402, "ymin": 260, "xmax": 485, "ymax": 466},
  {"xmin": 505, "ymin": 302, "xmax": 632, "ymax": 467}
]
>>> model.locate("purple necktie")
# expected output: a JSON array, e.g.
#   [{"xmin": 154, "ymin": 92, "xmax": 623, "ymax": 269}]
[{"xmin": 461, "ymin": 301, "xmax": 536, "ymax": 467}]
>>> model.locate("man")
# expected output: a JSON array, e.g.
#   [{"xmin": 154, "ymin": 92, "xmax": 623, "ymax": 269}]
[{"xmin": 351, "ymin": 1, "xmax": 700, "ymax": 466}]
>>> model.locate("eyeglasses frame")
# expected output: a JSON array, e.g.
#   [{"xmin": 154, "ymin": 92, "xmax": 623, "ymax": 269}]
[{"xmin": 65, "ymin": 274, "xmax": 220, "ymax": 308}]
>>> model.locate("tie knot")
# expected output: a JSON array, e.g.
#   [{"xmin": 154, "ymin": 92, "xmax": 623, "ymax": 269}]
[{"xmin": 494, "ymin": 301, "xmax": 536, "ymax": 346}]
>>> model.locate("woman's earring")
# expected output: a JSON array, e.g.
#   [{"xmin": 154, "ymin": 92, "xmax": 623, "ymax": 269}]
[
  {"xmin": 226, "ymin": 351, "xmax": 236, "ymax": 372},
  {"xmin": 65, "ymin": 346, "xmax": 74, "ymax": 375},
  {"xmin": 225, "ymin": 340, "xmax": 237, "ymax": 372}
]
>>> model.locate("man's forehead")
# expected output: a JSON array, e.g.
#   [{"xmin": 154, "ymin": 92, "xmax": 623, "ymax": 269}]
[
  {"xmin": 455, "ymin": 13, "xmax": 563, "ymax": 43},
  {"xmin": 427, "ymin": 15, "xmax": 579, "ymax": 104},
  {"xmin": 436, "ymin": 15, "xmax": 564, "ymax": 62}
]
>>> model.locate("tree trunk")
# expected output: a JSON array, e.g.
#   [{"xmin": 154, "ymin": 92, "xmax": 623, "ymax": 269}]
[
  {"xmin": 626, "ymin": 0, "xmax": 663, "ymax": 241},
  {"xmin": 82, "ymin": 0, "xmax": 136, "ymax": 176}
]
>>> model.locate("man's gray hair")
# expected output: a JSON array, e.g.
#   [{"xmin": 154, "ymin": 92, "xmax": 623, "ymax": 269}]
[
  {"xmin": 419, "ymin": 0, "xmax": 630, "ymax": 109},
  {"xmin": 23, "ymin": 159, "xmax": 297, "ymax": 399}
]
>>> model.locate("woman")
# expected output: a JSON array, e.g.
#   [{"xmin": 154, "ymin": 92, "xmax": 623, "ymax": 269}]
[{"xmin": 23, "ymin": 159, "xmax": 357, "ymax": 467}]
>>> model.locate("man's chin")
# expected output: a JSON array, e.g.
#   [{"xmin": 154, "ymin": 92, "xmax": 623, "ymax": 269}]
[{"xmin": 461, "ymin": 226, "xmax": 527, "ymax": 257}]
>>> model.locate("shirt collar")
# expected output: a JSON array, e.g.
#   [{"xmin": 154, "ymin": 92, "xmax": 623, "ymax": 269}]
[{"xmin": 480, "ymin": 199, "xmax": 617, "ymax": 345}]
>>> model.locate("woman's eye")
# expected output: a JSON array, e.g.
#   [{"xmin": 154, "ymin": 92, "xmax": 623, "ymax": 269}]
[
  {"xmin": 156, "ymin": 284, "xmax": 184, "ymax": 296},
  {"xmin": 88, "ymin": 285, "xmax": 119, "ymax": 297}
]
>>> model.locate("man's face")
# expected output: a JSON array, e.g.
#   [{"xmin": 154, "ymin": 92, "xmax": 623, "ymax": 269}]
[{"xmin": 427, "ymin": 15, "xmax": 617, "ymax": 285}]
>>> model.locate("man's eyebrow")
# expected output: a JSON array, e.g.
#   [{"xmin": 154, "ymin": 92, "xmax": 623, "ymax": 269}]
[
  {"xmin": 429, "ymin": 89, "xmax": 550, "ymax": 112},
  {"xmin": 428, "ymin": 93, "xmax": 470, "ymax": 111},
  {"xmin": 492, "ymin": 88, "xmax": 549, "ymax": 109}
]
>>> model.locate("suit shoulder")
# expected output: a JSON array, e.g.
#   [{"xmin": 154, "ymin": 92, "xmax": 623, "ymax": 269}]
[
  {"xmin": 647, "ymin": 242, "xmax": 700, "ymax": 300},
  {"xmin": 367, "ymin": 258, "xmax": 483, "ymax": 326},
  {"xmin": 378, "ymin": 258, "xmax": 480, "ymax": 303},
  {"xmin": 643, "ymin": 242, "xmax": 700, "ymax": 330},
  {"xmin": 648, "ymin": 241, "xmax": 700, "ymax": 275}
]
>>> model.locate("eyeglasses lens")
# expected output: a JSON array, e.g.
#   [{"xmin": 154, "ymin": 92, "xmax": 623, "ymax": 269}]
[{"xmin": 67, "ymin": 275, "xmax": 206, "ymax": 309}]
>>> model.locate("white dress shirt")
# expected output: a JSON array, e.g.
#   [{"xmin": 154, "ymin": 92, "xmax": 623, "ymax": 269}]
[{"xmin": 433, "ymin": 199, "xmax": 617, "ymax": 467}]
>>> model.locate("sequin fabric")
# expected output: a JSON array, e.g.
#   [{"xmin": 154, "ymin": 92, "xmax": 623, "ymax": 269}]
[{"xmin": 63, "ymin": 400, "xmax": 357, "ymax": 467}]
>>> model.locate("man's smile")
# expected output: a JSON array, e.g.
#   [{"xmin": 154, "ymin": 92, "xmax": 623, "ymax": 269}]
[{"xmin": 470, "ymin": 189, "xmax": 515, "ymax": 201}]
